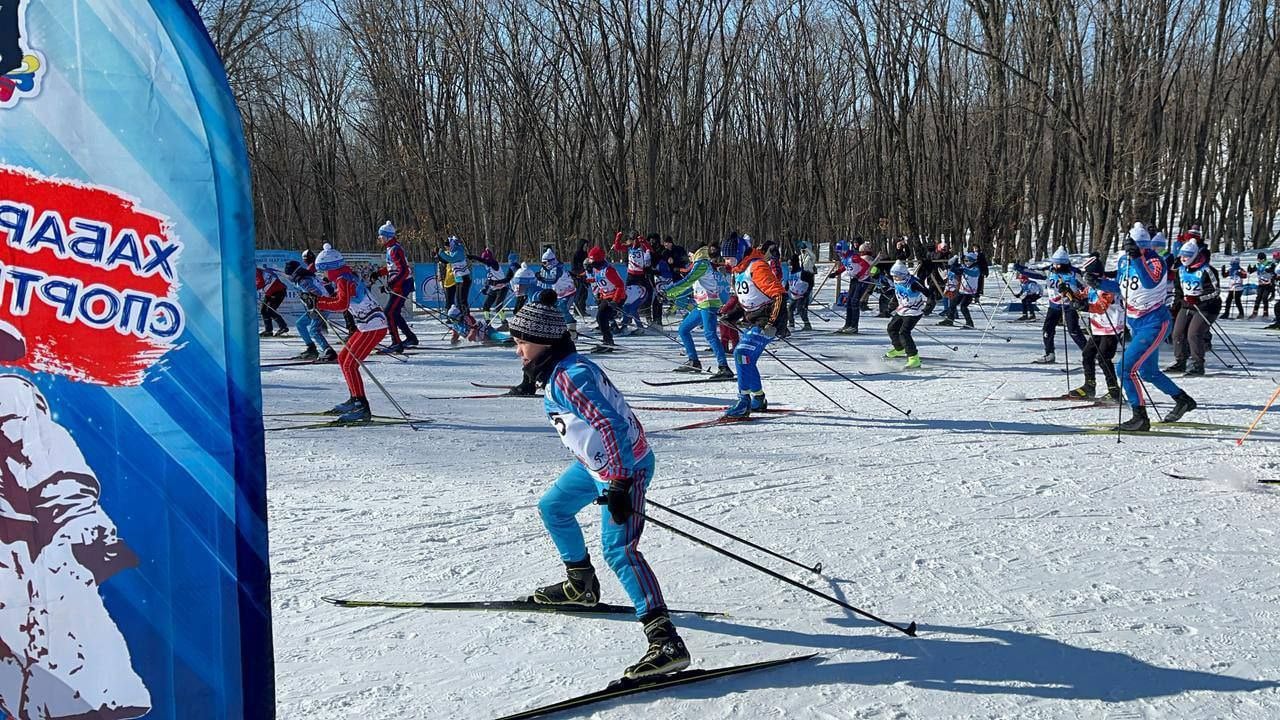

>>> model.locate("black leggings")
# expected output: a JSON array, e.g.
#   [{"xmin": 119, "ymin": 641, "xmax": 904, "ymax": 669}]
[
  {"xmin": 1222, "ymin": 290, "xmax": 1244, "ymax": 318},
  {"xmin": 1021, "ymin": 294, "xmax": 1041, "ymax": 316},
  {"xmin": 1042, "ymin": 304, "xmax": 1087, "ymax": 355},
  {"xmin": 597, "ymin": 302, "xmax": 617, "ymax": 345},
  {"xmin": 947, "ymin": 294, "xmax": 974, "ymax": 325},
  {"xmin": 261, "ymin": 293, "xmax": 286, "ymax": 332},
  {"xmin": 483, "ymin": 287, "xmax": 509, "ymax": 313},
  {"xmin": 1253, "ymin": 284, "xmax": 1273, "ymax": 315},
  {"xmin": 887, "ymin": 314, "xmax": 921, "ymax": 356},
  {"xmin": 1082, "ymin": 334, "xmax": 1119, "ymax": 388}
]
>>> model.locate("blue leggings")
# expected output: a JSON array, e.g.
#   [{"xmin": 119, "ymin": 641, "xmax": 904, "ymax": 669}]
[
  {"xmin": 538, "ymin": 454, "xmax": 664, "ymax": 619},
  {"xmin": 679, "ymin": 308, "xmax": 727, "ymax": 367},
  {"xmin": 1118, "ymin": 313, "xmax": 1182, "ymax": 407},
  {"xmin": 558, "ymin": 297, "xmax": 575, "ymax": 325},
  {"xmin": 296, "ymin": 313, "xmax": 331, "ymax": 351},
  {"xmin": 734, "ymin": 326, "xmax": 773, "ymax": 393}
]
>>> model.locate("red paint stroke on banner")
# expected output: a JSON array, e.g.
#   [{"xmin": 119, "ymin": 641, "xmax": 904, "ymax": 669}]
[{"xmin": 0, "ymin": 165, "xmax": 185, "ymax": 386}]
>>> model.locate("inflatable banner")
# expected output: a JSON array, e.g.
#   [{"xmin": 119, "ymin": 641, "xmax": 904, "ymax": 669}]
[{"xmin": 0, "ymin": 2, "xmax": 273, "ymax": 720}]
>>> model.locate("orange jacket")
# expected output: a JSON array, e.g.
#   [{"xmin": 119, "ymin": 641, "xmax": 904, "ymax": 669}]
[{"xmin": 732, "ymin": 250, "xmax": 784, "ymax": 299}]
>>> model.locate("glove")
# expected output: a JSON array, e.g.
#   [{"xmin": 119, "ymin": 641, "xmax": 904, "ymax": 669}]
[
  {"xmin": 300, "ymin": 293, "xmax": 317, "ymax": 310},
  {"xmin": 605, "ymin": 479, "xmax": 633, "ymax": 524}
]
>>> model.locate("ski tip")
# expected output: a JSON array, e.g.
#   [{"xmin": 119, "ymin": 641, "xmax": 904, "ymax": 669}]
[
  {"xmin": 904, "ymin": 621, "xmax": 918, "ymax": 637},
  {"xmin": 320, "ymin": 596, "xmax": 349, "ymax": 607},
  {"xmin": 812, "ymin": 562, "xmax": 824, "ymax": 575}
]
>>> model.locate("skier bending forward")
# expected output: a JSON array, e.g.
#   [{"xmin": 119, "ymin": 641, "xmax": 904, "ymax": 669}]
[{"xmin": 509, "ymin": 290, "xmax": 691, "ymax": 679}]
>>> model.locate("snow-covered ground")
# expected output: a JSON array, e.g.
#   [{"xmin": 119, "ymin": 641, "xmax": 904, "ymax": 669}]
[{"xmin": 264, "ymin": 290, "xmax": 1280, "ymax": 719}]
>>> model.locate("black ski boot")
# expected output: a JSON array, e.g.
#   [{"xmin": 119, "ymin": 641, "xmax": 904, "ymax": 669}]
[
  {"xmin": 319, "ymin": 348, "xmax": 338, "ymax": 363},
  {"xmin": 334, "ymin": 397, "xmax": 371, "ymax": 424},
  {"xmin": 532, "ymin": 560, "xmax": 600, "ymax": 607},
  {"xmin": 673, "ymin": 359, "xmax": 703, "ymax": 374},
  {"xmin": 1164, "ymin": 360, "xmax": 1186, "ymax": 373},
  {"xmin": 1106, "ymin": 384, "xmax": 1122, "ymax": 402},
  {"xmin": 624, "ymin": 612, "xmax": 691, "ymax": 679},
  {"xmin": 708, "ymin": 365, "xmax": 734, "ymax": 380},
  {"xmin": 1183, "ymin": 363, "xmax": 1205, "ymax": 377},
  {"xmin": 1115, "ymin": 406, "xmax": 1150, "ymax": 432},
  {"xmin": 293, "ymin": 344, "xmax": 319, "ymax": 361},
  {"xmin": 1067, "ymin": 382, "xmax": 1095, "ymax": 399},
  {"xmin": 1164, "ymin": 392, "xmax": 1197, "ymax": 423}
]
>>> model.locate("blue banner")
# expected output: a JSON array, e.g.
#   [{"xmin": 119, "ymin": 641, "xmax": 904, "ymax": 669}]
[{"xmin": 0, "ymin": 2, "xmax": 272, "ymax": 720}]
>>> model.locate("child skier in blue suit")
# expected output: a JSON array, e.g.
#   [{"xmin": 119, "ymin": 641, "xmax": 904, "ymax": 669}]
[{"xmin": 509, "ymin": 290, "xmax": 691, "ymax": 679}]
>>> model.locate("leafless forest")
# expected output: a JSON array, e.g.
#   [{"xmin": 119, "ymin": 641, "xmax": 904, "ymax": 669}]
[{"xmin": 198, "ymin": 0, "xmax": 1280, "ymax": 261}]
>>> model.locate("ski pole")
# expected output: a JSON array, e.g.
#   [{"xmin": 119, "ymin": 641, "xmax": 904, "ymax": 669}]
[
  {"xmin": 777, "ymin": 337, "xmax": 912, "ymax": 417},
  {"xmin": 1237, "ymin": 384, "xmax": 1280, "ymax": 446},
  {"xmin": 601, "ymin": 500, "xmax": 917, "ymax": 637},
  {"xmin": 1063, "ymin": 313, "xmax": 1072, "ymax": 393},
  {"xmin": 915, "ymin": 325, "xmax": 960, "ymax": 352},
  {"xmin": 315, "ymin": 313, "xmax": 425, "ymax": 429},
  {"xmin": 1194, "ymin": 306, "xmax": 1252, "ymax": 373},
  {"xmin": 763, "ymin": 347, "xmax": 850, "ymax": 412},
  {"xmin": 970, "ymin": 278, "xmax": 1012, "ymax": 357},
  {"xmin": 646, "ymin": 499, "xmax": 823, "ymax": 575}
]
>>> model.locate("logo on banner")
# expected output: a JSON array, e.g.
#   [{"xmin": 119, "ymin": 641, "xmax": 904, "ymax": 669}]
[
  {"xmin": 0, "ymin": 0, "xmax": 44, "ymax": 108},
  {"xmin": 0, "ymin": 165, "xmax": 185, "ymax": 386}
]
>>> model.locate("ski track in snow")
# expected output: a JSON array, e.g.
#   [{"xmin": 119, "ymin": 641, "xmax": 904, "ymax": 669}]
[{"xmin": 264, "ymin": 299, "xmax": 1280, "ymax": 719}]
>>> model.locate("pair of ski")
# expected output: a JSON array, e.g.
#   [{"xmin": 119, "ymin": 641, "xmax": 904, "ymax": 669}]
[
  {"xmin": 668, "ymin": 409, "xmax": 796, "ymax": 432},
  {"xmin": 322, "ymin": 596, "xmax": 817, "ymax": 719},
  {"xmin": 264, "ymin": 412, "xmax": 432, "ymax": 431},
  {"xmin": 641, "ymin": 376, "xmax": 736, "ymax": 388}
]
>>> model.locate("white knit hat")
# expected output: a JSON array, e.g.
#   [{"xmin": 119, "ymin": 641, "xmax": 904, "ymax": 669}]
[
  {"xmin": 379, "ymin": 221, "xmax": 396, "ymax": 238},
  {"xmin": 315, "ymin": 243, "xmax": 345, "ymax": 270}
]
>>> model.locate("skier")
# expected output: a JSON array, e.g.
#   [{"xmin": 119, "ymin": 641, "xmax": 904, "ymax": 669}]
[
  {"xmin": 313, "ymin": 244, "xmax": 390, "ymax": 423},
  {"xmin": 256, "ymin": 265, "xmax": 289, "ymax": 336},
  {"xmin": 1063, "ymin": 258, "xmax": 1122, "ymax": 400},
  {"xmin": 665, "ymin": 244, "xmax": 733, "ymax": 377},
  {"xmin": 475, "ymin": 250, "xmax": 512, "ymax": 327},
  {"xmin": 1250, "ymin": 251, "xmax": 1275, "ymax": 320},
  {"xmin": 884, "ymin": 261, "xmax": 929, "ymax": 369},
  {"xmin": 1167, "ymin": 240, "xmax": 1221, "ymax": 376},
  {"xmin": 445, "ymin": 305, "xmax": 510, "ymax": 345},
  {"xmin": 536, "ymin": 248, "xmax": 579, "ymax": 337},
  {"xmin": 571, "ymin": 239, "xmax": 591, "ymax": 318},
  {"xmin": 940, "ymin": 251, "xmax": 980, "ymax": 328},
  {"xmin": 375, "ymin": 222, "xmax": 419, "ymax": 353},
  {"xmin": 512, "ymin": 259, "xmax": 536, "ymax": 313},
  {"xmin": 1034, "ymin": 247, "xmax": 1087, "ymax": 364},
  {"xmin": 787, "ymin": 254, "xmax": 814, "ymax": 331},
  {"xmin": 828, "ymin": 241, "xmax": 873, "ymax": 334},
  {"xmin": 613, "ymin": 232, "xmax": 656, "ymax": 330},
  {"xmin": 511, "ymin": 291, "xmax": 690, "ymax": 679},
  {"xmin": 1115, "ymin": 223, "xmax": 1197, "ymax": 431},
  {"xmin": 437, "ymin": 235, "xmax": 473, "ymax": 318},
  {"xmin": 723, "ymin": 241, "xmax": 785, "ymax": 418},
  {"xmin": 1013, "ymin": 273, "xmax": 1042, "ymax": 321},
  {"xmin": 285, "ymin": 260, "xmax": 337, "ymax": 362},
  {"xmin": 1219, "ymin": 257, "xmax": 1246, "ymax": 319},
  {"xmin": 586, "ymin": 246, "xmax": 626, "ymax": 350}
]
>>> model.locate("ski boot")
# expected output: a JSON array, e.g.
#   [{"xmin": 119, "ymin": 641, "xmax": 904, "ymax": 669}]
[
  {"xmin": 884, "ymin": 348, "xmax": 907, "ymax": 359},
  {"xmin": 709, "ymin": 365, "xmax": 735, "ymax": 380},
  {"xmin": 905, "ymin": 354, "xmax": 922, "ymax": 369},
  {"xmin": 802, "ymin": 322, "xmax": 812, "ymax": 331},
  {"xmin": 749, "ymin": 392, "xmax": 768, "ymax": 411},
  {"xmin": 274, "ymin": 327, "xmax": 290, "ymax": 337},
  {"xmin": 1164, "ymin": 360, "xmax": 1186, "ymax": 374},
  {"xmin": 1105, "ymin": 384, "xmax": 1123, "ymax": 403},
  {"xmin": 1067, "ymin": 382, "xmax": 1095, "ymax": 399},
  {"xmin": 334, "ymin": 397, "xmax": 371, "ymax": 424},
  {"xmin": 835, "ymin": 325, "xmax": 857, "ymax": 335},
  {"xmin": 1032, "ymin": 352, "xmax": 1056, "ymax": 365},
  {"xmin": 319, "ymin": 348, "xmax": 338, "ymax": 363},
  {"xmin": 1115, "ymin": 406, "xmax": 1150, "ymax": 432},
  {"xmin": 402, "ymin": 336, "xmax": 419, "ymax": 349},
  {"xmin": 1183, "ymin": 363, "xmax": 1205, "ymax": 377},
  {"xmin": 324, "ymin": 397, "xmax": 362, "ymax": 416},
  {"xmin": 1014, "ymin": 314, "xmax": 1029, "ymax": 322},
  {"xmin": 379, "ymin": 342, "xmax": 406, "ymax": 355},
  {"xmin": 936, "ymin": 318, "xmax": 955, "ymax": 327},
  {"xmin": 1164, "ymin": 392, "xmax": 1197, "ymax": 423},
  {"xmin": 293, "ymin": 344, "xmax": 319, "ymax": 361},
  {"xmin": 724, "ymin": 393, "xmax": 752, "ymax": 419},
  {"xmin": 259, "ymin": 329, "xmax": 274, "ymax": 337},
  {"xmin": 533, "ymin": 560, "xmax": 600, "ymax": 607},
  {"xmin": 673, "ymin": 359, "xmax": 703, "ymax": 374},
  {"xmin": 591, "ymin": 344, "xmax": 619, "ymax": 354},
  {"xmin": 624, "ymin": 613, "xmax": 691, "ymax": 680}
]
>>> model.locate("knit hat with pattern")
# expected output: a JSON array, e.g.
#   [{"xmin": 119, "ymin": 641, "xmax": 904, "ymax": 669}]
[{"xmin": 508, "ymin": 290, "xmax": 567, "ymax": 344}]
